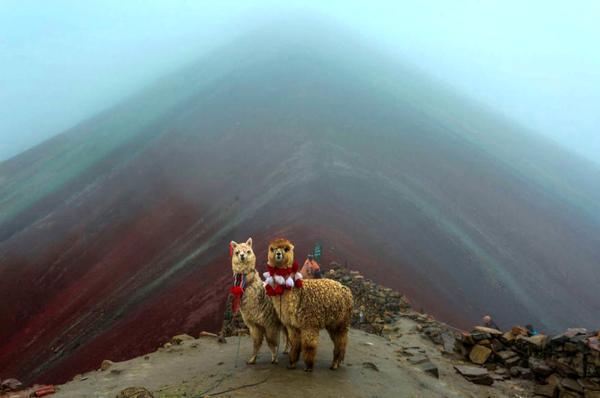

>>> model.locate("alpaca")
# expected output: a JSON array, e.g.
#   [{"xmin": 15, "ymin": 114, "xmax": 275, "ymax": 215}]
[
  {"xmin": 264, "ymin": 238, "xmax": 353, "ymax": 371},
  {"xmin": 230, "ymin": 238, "xmax": 284, "ymax": 364}
]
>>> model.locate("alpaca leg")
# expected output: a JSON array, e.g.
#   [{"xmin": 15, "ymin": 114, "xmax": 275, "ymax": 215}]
[
  {"xmin": 327, "ymin": 324, "xmax": 349, "ymax": 370},
  {"xmin": 247, "ymin": 324, "xmax": 264, "ymax": 364},
  {"xmin": 282, "ymin": 326, "xmax": 290, "ymax": 355},
  {"xmin": 301, "ymin": 328, "xmax": 320, "ymax": 372},
  {"xmin": 287, "ymin": 327, "xmax": 301, "ymax": 369},
  {"xmin": 265, "ymin": 326, "xmax": 280, "ymax": 364}
]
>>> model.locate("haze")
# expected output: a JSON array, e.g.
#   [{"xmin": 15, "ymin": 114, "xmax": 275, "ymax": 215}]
[{"xmin": 1, "ymin": 0, "xmax": 599, "ymax": 164}]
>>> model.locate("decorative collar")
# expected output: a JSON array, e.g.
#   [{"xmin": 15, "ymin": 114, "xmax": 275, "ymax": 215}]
[{"xmin": 263, "ymin": 261, "xmax": 303, "ymax": 296}]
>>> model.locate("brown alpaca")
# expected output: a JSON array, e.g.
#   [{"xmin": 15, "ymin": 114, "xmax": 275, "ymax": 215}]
[
  {"xmin": 265, "ymin": 238, "xmax": 353, "ymax": 371},
  {"xmin": 230, "ymin": 238, "xmax": 284, "ymax": 364}
]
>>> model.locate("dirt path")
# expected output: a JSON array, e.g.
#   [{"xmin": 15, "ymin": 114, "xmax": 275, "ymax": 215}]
[{"xmin": 53, "ymin": 317, "xmax": 533, "ymax": 398}]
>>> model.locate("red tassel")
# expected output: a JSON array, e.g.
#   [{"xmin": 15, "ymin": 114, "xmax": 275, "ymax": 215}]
[
  {"xmin": 229, "ymin": 243, "xmax": 234, "ymax": 257},
  {"xmin": 230, "ymin": 286, "xmax": 244, "ymax": 296},
  {"xmin": 295, "ymin": 279, "xmax": 303, "ymax": 288},
  {"xmin": 232, "ymin": 295, "xmax": 241, "ymax": 313}
]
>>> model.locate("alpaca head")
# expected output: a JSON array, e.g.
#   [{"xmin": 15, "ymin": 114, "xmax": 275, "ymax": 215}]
[
  {"xmin": 230, "ymin": 238, "xmax": 256, "ymax": 274},
  {"xmin": 267, "ymin": 238, "xmax": 294, "ymax": 269}
]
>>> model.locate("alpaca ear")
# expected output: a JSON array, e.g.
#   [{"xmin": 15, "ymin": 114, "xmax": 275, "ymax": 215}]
[
  {"xmin": 230, "ymin": 241, "xmax": 238, "ymax": 248},
  {"xmin": 289, "ymin": 243, "xmax": 294, "ymax": 251},
  {"xmin": 246, "ymin": 237, "xmax": 253, "ymax": 247}
]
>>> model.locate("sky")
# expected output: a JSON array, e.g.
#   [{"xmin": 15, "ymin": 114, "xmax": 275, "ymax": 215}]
[{"xmin": 1, "ymin": 0, "xmax": 599, "ymax": 164}]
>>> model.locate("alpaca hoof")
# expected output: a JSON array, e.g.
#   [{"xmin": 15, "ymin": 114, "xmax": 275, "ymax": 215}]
[
  {"xmin": 330, "ymin": 363, "xmax": 339, "ymax": 370},
  {"xmin": 304, "ymin": 367, "xmax": 313, "ymax": 372},
  {"xmin": 287, "ymin": 363, "xmax": 297, "ymax": 369},
  {"xmin": 246, "ymin": 357, "xmax": 257, "ymax": 365},
  {"xmin": 271, "ymin": 358, "xmax": 278, "ymax": 364}
]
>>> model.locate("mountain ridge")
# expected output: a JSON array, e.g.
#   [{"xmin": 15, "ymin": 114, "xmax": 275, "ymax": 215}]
[{"xmin": 1, "ymin": 20, "xmax": 599, "ymax": 384}]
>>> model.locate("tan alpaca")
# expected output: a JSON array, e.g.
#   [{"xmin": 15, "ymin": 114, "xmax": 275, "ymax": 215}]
[
  {"xmin": 230, "ymin": 238, "xmax": 284, "ymax": 364},
  {"xmin": 265, "ymin": 238, "xmax": 353, "ymax": 371}
]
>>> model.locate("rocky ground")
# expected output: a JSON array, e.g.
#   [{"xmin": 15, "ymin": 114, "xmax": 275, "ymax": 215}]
[
  {"xmin": 3, "ymin": 264, "xmax": 598, "ymax": 398},
  {"xmin": 15, "ymin": 317, "xmax": 532, "ymax": 398}
]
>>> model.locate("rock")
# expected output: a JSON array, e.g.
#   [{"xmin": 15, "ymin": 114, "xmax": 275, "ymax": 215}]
[
  {"xmin": 471, "ymin": 331, "xmax": 492, "ymax": 341},
  {"xmin": 534, "ymin": 384, "xmax": 557, "ymax": 397},
  {"xmin": 501, "ymin": 331, "xmax": 516, "ymax": 343},
  {"xmin": 401, "ymin": 347, "xmax": 426, "ymax": 357},
  {"xmin": 490, "ymin": 339, "xmax": 504, "ymax": 353},
  {"xmin": 441, "ymin": 332, "xmax": 457, "ymax": 354},
  {"xmin": 408, "ymin": 355, "xmax": 429, "ymax": 365},
  {"xmin": 163, "ymin": 342, "xmax": 172, "ymax": 349},
  {"xmin": 454, "ymin": 365, "xmax": 494, "ymax": 385},
  {"xmin": 559, "ymin": 392, "xmax": 583, "ymax": 398},
  {"xmin": 170, "ymin": 334, "xmax": 195, "ymax": 345},
  {"xmin": 116, "ymin": 387, "xmax": 155, "ymax": 398},
  {"xmin": 418, "ymin": 361, "xmax": 439, "ymax": 378},
  {"xmin": 362, "ymin": 362, "xmax": 379, "ymax": 371},
  {"xmin": 509, "ymin": 367, "xmax": 521, "ymax": 377},
  {"xmin": 579, "ymin": 379, "xmax": 600, "ymax": 391},
  {"xmin": 530, "ymin": 357, "xmax": 554, "ymax": 378},
  {"xmin": 519, "ymin": 367, "xmax": 535, "ymax": 380},
  {"xmin": 101, "ymin": 359, "xmax": 114, "ymax": 371},
  {"xmin": 561, "ymin": 378, "xmax": 584, "ymax": 394},
  {"xmin": 511, "ymin": 325, "xmax": 529, "ymax": 336},
  {"xmin": 474, "ymin": 326, "xmax": 503, "ymax": 336},
  {"xmin": 589, "ymin": 337, "xmax": 600, "ymax": 352},
  {"xmin": 469, "ymin": 344, "xmax": 492, "ymax": 365},
  {"xmin": 0, "ymin": 378, "xmax": 23, "ymax": 391},
  {"xmin": 497, "ymin": 350, "xmax": 520, "ymax": 366},
  {"xmin": 32, "ymin": 385, "xmax": 56, "ymax": 396},
  {"xmin": 518, "ymin": 334, "xmax": 549, "ymax": 349}
]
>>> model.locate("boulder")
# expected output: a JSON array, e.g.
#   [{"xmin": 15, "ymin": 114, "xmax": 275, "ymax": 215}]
[
  {"xmin": 517, "ymin": 334, "xmax": 548, "ymax": 350},
  {"xmin": 170, "ymin": 334, "xmax": 195, "ymax": 345},
  {"xmin": 471, "ymin": 331, "xmax": 492, "ymax": 341},
  {"xmin": 474, "ymin": 326, "xmax": 503, "ymax": 336},
  {"xmin": 561, "ymin": 378, "xmax": 584, "ymax": 394},
  {"xmin": 579, "ymin": 379, "xmax": 600, "ymax": 391},
  {"xmin": 534, "ymin": 384, "xmax": 557, "ymax": 397},
  {"xmin": 529, "ymin": 357, "xmax": 554, "ymax": 378},
  {"xmin": 418, "ymin": 361, "xmax": 439, "ymax": 378},
  {"xmin": 100, "ymin": 359, "xmax": 114, "ymax": 371},
  {"xmin": 511, "ymin": 326, "xmax": 529, "ymax": 336},
  {"xmin": 441, "ymin": 332, "xmax": 457, "ymax": 354},
  {"xmin": 497, "ymin": 350, "xmax": 519, "ymax": 365},
  {"xmin": 501, "ymin": 331, "xmax": 516, "ymax": 343},
  {"xmin": 0, "ymin": 378, "xmax": 23, "ymax": 391},
  {"xmin": 408, "ymin": 355, "xmax": 429, "ymax": 365},
  {"xmin": 454, "ymin": 365, "xmax": 494, "ymax": 386},
  {"xmin": 469, "ymin": 344, "xmax": 492, "ymax": 365}
]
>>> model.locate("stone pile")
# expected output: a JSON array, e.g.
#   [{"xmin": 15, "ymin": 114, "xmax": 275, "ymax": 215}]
[
  {"xmin": 456, "ymin": 325, "xmax": 600, "ymax": 397},
  {"xmin": 220, "ymin": 262, "xmax": 412, "ymax": 337},
  {"xmin": 326, "ymin": 263, "xmax": 411, "ymax": 334}
]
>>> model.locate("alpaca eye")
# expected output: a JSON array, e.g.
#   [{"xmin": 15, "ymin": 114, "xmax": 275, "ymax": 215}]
[
  {"xmin": 235, "ymin": 251, "xmax": 239, "ymax": 255},
  {"xmin": 270, "ymin": 248, "xmax": 274, "ymax": 252},
  {"xmin": 247, "ymin": 250, "xmax": 251, "ymax": 254},
  {"xmin": 284, "ymin": 247, "xmax": 289, "ymax": 252}
]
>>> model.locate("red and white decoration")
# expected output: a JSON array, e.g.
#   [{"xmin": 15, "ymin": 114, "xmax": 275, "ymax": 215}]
[{"xmin": 263, "ymin": 261, "xmax": 303, "ymax": 296}]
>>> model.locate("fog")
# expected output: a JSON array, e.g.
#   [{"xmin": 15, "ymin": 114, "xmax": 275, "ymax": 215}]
[{"xmin": 1, "ymin": 0, "xmax": 599, "ymax": 164}]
